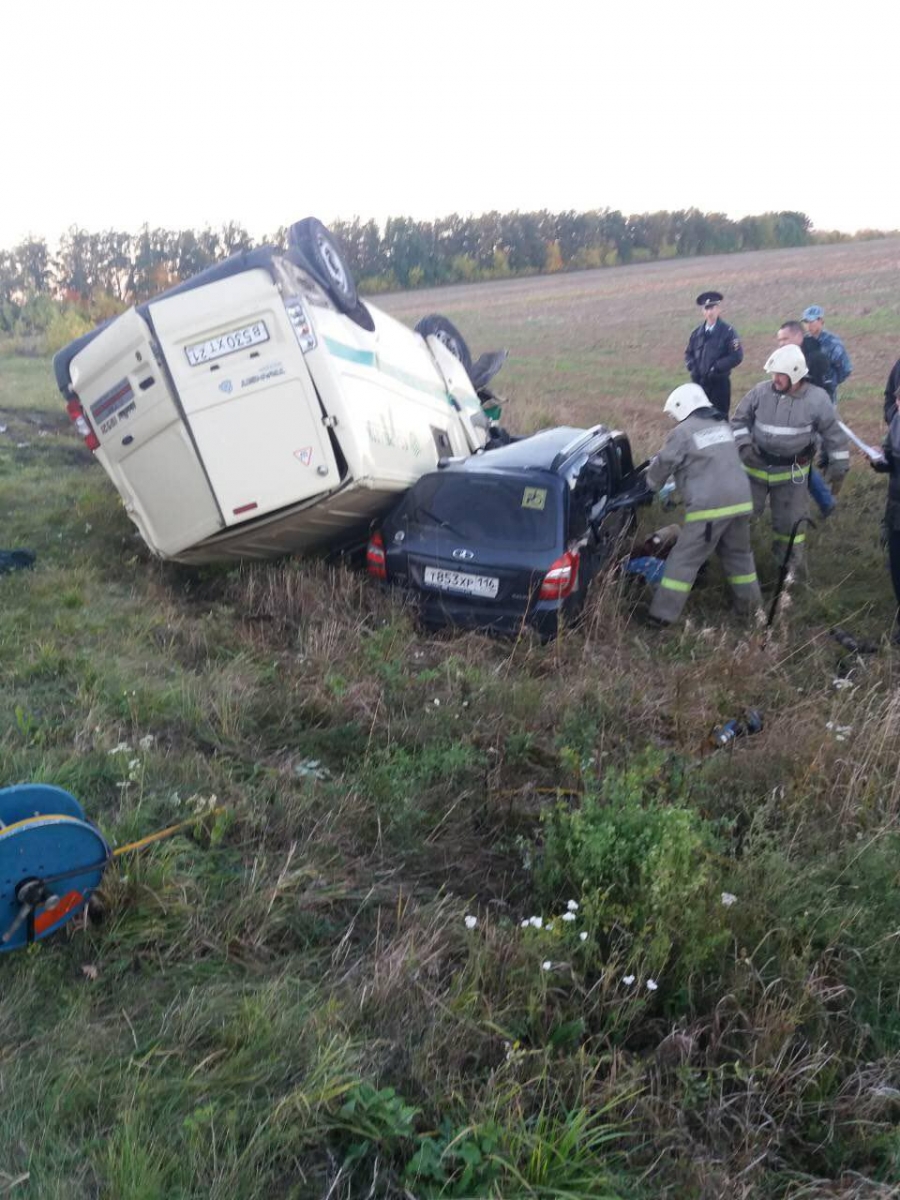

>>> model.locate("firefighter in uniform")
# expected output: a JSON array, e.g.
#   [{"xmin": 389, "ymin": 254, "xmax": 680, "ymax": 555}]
[
  {"xmin": 684, "ymin": 291, "xmax": 744, "ymax": 417},
  {"xmin": 731, "ymin": 345, "xmax": 849, "ymax": 569},
  {"xmin": 646, "ymin": 383, "xmax": 761, "ymax": 625},
  {"xmin": 777, "ymin": 320, "xmax": 835, "ymax": 518}
]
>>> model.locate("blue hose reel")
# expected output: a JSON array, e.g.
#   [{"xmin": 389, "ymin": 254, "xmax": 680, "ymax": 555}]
[{"xmin": 0, "ymin": 784, "xmax": 110, "ymax": 953}]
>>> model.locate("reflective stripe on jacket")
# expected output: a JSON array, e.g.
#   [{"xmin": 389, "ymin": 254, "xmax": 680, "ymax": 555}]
[
  {"xmin": 646, "ymin": 411, "xmax": 752, "ymax": 518},
  {"xmin": 731, "ymin": 380, "xmax": 849, "ymax": 474}
]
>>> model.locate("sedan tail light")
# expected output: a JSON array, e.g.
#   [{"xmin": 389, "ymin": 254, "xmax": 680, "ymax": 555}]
[
  {"xmin": 366, "ymin": 530, "xmax": 387, "ymax": 579},
  {"xmin": 539, "ymin": 549, "xmax": 579, "ymax": 600}
]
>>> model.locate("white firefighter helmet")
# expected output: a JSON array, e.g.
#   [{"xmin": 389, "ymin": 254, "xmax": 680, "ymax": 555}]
[
  {"xmin": 663, "ymin": 383, "xmax": 711, "ymax": 421},
  {"xmin": 764, "ymin": 344, "xmax": 807, "ymax": 386}
]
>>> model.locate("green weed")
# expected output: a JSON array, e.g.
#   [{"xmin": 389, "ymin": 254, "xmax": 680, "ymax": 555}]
[{"xmin": 5, "ymin": 245, "xmax": 900, "ymax": 1196}]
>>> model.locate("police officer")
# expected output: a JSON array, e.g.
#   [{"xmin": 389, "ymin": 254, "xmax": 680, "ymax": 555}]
[
  {"xmin": 645, "ymin": 383, "xmax": 761, "ymax": 626},
  {"xmin": 684, "ymin": 291, "xmax": 744, "ymax": 417},
  {"xmin": 731, "ymin": 345, "xmax": 849, "ymax": 571}
]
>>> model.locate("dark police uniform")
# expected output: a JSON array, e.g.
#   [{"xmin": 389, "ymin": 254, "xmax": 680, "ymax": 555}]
[{"xmin": 684, "ymin": 292, "xmax": 743, "ymax": 416}]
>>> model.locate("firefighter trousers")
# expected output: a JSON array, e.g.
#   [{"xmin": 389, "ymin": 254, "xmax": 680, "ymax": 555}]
[
  {"xmin": 747, "ymin": 474, "xmax": 810, "ymax": 567},
  {"xmin": 649, "ymin": 515, "xmax": 761, "ymax": 624}
]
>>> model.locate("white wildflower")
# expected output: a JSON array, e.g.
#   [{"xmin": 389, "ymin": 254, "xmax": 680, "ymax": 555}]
[
  {"xmin": 464, "ymin": 915, "xmax": 477, "ymax": 930},
  {"xmin": 646, "ymin": 979, "xmax": 659, "ymax": 992},
  {"xmin": 579, "ymin": 931, "xmax": 588, "ymax": 942},
  {"xmin": 561, "ymin": 911, "xmax": 576, "ymax": 923},
  {"xmin": 542, "ymin": 961, "xmax": 552, "ymax": 971},
  {"xmin": 832, "ymin": 678, "xmax": 854, "ymax": 691},
  {"xmin": 529, "ymin": 916, "xmax": 543, "ymax": 929},
  {"xmin": 521, "ymin": 919, "xmax": 530, "ymax": 928},
  {"xmin": 721, "ymin": 892, "xmax": 737, "ymax": 907},
  {"xmin": 545, "ymin": 922, "xmax": 554, "ymax": 931},
  {"xmin": 566, "ymin": 900, "xmax": 579, "ymax": 912},
  {"xmin": 108, "ymin": 743, "xmax": 131, "ymax": 756},
  {"xmin": 623, "ymin": 974, "xmax": 635, "ymax": 986},
  {"xmin": 138, "ymin": 734, "xmax": 155, "ymax": 750},
  {"xmin": 433, "ymin": 698, "xmax": 440, "ymax": 707},
  {"xmin": 128, "ymin": 758, "xmax": 140, "ymax": 771}
]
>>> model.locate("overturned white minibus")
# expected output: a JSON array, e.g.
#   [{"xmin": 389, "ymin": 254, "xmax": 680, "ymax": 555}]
[{"xmin": 53, "ymin": 219, "xmax": 505, "ymax": 564}]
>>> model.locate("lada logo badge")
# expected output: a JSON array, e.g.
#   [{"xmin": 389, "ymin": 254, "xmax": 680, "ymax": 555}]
[{"xmin": 452, "ymin": 548, "xmax": 475, "ymax": 561}]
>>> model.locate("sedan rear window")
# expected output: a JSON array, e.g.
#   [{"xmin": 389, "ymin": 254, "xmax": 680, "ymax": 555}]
[{"xmin": 401, "ymin": 474, "xmax": 561, "ymax": 550}]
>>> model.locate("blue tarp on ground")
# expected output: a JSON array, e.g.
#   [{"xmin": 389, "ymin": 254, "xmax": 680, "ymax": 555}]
[{"xmin": 623, "ymin": 555, "xmax": 666, "ymax": 585}]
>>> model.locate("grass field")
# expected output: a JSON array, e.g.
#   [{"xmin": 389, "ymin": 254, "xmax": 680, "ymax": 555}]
[{"xmin": 2, "ymin": 240, "xmax": 900, "ymax": 1199}]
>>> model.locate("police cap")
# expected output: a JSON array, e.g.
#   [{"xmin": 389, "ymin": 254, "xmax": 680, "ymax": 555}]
[
  {"xmin": 696, "ymin": 291, "xmax": 724, "ymax": 308},
  {"xmin": 802, "ymin": 304, "xmax": 825, "ymax": 321}
]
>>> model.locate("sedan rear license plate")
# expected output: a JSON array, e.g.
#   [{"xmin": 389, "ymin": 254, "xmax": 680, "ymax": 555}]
[{"xmin": 423, "ymin": 566, "xmax": 499, "ymax": 599}]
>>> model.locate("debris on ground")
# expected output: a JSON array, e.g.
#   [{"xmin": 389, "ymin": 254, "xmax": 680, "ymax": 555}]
[
  {"xmin": 623, "ymin": 556, "xmax": 667, "ymax": 585},
  {"xmin": 709, "ymin": 709, "xmax": 764, "ymax": 749},
  {"xmin": 830, "ymin": 627, "xmax": 879, "ymax": 654},
  {"xmin": 0, "ymin": 549, "xmax": 36, "ymax": 574}
]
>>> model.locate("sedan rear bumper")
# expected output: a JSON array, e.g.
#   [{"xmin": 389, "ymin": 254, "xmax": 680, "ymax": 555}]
[{"xmin": 415, "ymin": 591, "xmax": 569, "ymax": 639}]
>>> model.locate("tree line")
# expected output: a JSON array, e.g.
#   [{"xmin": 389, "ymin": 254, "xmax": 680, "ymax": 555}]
[{"xmin": 0, "ymin": 206, "xmax": 887, "ymax": 350}]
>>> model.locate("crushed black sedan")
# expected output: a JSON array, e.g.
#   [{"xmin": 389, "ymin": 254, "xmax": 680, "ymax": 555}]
[{"xmin": 366, "ymin": 424, "xmax": 650, "ymax": 637}]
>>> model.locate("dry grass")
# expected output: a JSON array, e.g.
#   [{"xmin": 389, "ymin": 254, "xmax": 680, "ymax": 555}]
[{"xmin": 4, "ymin": 241, "xmax": 900, "ymax": 1196}]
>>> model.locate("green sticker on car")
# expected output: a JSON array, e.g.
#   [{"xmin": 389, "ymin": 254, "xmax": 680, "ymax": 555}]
[{"xmin": 522, "ymin": 487, "xmax": 547, "ymax": 511}]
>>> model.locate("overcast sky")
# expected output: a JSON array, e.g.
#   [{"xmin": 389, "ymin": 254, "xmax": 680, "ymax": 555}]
[{"xmin": 6, "ymin": 0, "xmax": 896, "ymax": 249}]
